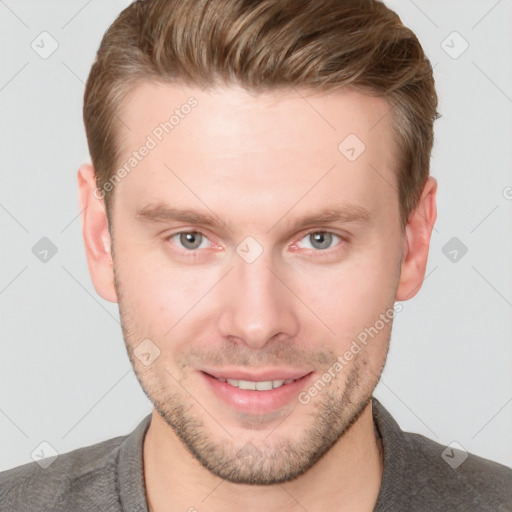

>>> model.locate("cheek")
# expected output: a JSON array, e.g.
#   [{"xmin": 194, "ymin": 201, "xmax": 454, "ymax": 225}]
[
  {"xmin": 290, "ymin": 245, "xmax": 399, "ymax": 340},
  {"xmin": 114, "ymin": 245, "xmax": 218, "ymax": 331}
]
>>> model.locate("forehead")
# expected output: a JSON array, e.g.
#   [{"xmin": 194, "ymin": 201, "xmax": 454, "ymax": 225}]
[
  {"xmin": 118, "ymin": 81, "xmax": 394, "ymax": 154},
  {"xmin": 112, "ymin": 81, "xmax": 398, "ymax": 228}
]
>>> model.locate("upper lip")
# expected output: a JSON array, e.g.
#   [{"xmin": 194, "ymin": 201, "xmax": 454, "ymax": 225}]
[{"xmin": 200, "ymin": 368, "xmax": 314, "ymax": 382}]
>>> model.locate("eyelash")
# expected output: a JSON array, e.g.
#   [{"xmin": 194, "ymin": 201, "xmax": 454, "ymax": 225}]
[{"xmin": 164, "ymin": 229, "xmax": 346, "ymax": 256}]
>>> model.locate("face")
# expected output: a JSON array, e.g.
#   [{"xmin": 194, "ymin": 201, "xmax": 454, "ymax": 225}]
[{"xmin": 99, "ymin": 82, "xmax": 407, "ymax": 484}]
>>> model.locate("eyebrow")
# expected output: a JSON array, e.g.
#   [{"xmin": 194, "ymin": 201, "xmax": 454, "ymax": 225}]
[
  {"xmin": 136, "ymin": 204, "xmax": 229, "ymax": 229},
  {"xmin": 135, "ymin": 202, "xmax": 371, "ymax": 233}
]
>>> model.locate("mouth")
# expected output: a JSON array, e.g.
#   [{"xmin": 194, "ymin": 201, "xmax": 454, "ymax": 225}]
[{"xmin": 198, "ymin": 369, "xmax": 315, "ymax": 414}]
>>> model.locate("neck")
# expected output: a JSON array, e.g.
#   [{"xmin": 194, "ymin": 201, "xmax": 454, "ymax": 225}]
[{"xmin": 143, "ymin": 400, "xmax": 383, "ymax": 512}]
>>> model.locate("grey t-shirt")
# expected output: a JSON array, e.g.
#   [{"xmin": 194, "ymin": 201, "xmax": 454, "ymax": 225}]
[{"xmin": 1, "ymin": 397, "xmax": 511, "ymax": 511}]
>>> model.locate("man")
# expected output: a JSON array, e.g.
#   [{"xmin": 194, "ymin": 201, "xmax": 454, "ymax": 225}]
[{"xmin": 1, "ymin": 0, "xmax": 511, "ymax": 510}]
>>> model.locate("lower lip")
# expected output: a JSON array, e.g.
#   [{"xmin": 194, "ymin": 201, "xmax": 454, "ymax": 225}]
[{"xmin": 199, "ymin": 371, "xmax": 315, "ymax": 414}]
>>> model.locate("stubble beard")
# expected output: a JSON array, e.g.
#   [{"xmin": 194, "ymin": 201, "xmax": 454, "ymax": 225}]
[{"xmin": 113, "ymin": 261, "xmax": 390, "ymax": 485}]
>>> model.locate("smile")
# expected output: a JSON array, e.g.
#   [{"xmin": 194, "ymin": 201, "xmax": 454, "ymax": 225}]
[{"xmin": 200, "ymin": 370, "xmax": 315, "ymax": 414}]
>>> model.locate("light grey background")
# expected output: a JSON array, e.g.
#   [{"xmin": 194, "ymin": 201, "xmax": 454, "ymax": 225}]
[{"xmin": 1, "ymin": 0, "xmax": 511, "ymax": 472}]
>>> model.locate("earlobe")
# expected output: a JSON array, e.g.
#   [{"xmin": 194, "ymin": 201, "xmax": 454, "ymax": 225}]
[
  {"xmin": 77, "ymin": 163, "xmax": 118, "ymax": 303},
  {"xmin": 395, "ymin": 177, "xmax": 437, "ymax": 301}
]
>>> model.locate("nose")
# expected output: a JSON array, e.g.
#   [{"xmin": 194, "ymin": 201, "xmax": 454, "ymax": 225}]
[{"xmin": 217, "ymin": 250, "xmax": 300, "ymax": 349}]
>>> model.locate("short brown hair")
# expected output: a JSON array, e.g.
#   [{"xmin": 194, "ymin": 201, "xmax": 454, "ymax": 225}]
[{"xmin": 83, "ymin": 0, "xmax": 440, "ymax": 231}]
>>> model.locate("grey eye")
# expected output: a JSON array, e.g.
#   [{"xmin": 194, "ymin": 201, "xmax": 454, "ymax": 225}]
[
  {"xmin": 308, "ymin": 232, "xmax": 334, "ymax": 250},
  {"xmin": 179, "ymin": 232, "xmax": 204, "ymax": 250}
]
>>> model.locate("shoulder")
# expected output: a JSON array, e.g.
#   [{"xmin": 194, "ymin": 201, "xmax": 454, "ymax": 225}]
[
  {"xmin": 0, "ymin": 434, "xmax": 127, "ymax": 512},
  {"xmin": 407, "ymin": 428, "xmax": 512, "ymax": 478},
  {"xmin": 372, "ymin": 397, "xmax": 512, "ymax": 511},
  {"xmin": 406, "ymin": 430, "xmax": 512, "ymax": 484},
  {"xmin": 400, "ymin": 430, "xmax": 512, "ymax": 509}
]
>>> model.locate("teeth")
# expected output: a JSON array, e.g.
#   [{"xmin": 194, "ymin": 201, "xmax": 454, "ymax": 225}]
[
  {"xmin": 255, "ymin": 381, "xmax": 273, "ymax": 391},
  {"xmin": 224, "ymin": 378, "xmax": 293, "ymax": 390}
]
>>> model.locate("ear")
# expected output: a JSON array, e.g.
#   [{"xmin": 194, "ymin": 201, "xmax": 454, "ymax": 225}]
[
  {"xmin": 77, "ymin": 163, "xmax": 118, "ymax": 303},
  {"xmin": 395, "ymin": 176, "xmax": 437, "ymax": 301}
]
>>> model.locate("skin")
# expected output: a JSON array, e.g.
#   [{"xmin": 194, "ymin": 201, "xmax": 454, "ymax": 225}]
[{"xmin": 78, "ymin": 82, "xmax": 437, "ymax": 512}]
